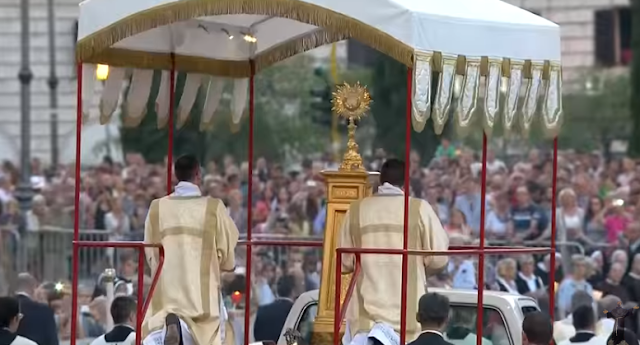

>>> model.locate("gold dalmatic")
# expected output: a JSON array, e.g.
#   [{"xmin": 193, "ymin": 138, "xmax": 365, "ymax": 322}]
[{"xmin": 331, "ymin": 82, "xmax": 372, "ymax": 172}]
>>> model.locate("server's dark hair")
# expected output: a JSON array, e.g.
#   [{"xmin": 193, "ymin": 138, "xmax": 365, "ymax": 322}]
[
  {"xmin": 523, "ymin": 311, "xmax": 553, "ymax": 345},
  {"xmin": 276, "ymin": 275, "xmax": 295, "ymax": 298},
  {"xmin": 417, "ymin": 293, "xmax": 449, "ymax": 325},
  {"xmin": 111, "ymin": 295, "xmax": 137, "ymax": 324},
  {"xmin": 0, "ymin": 296, "xmax": 20, "ymax": 328},
  {"xmin": 379, "ymin": 159, "xmax": 405, "ymax": 187},
  {"xmin": 572, "ymin": 305, "xmax": 595, "ymax": 330},
  {"xmin": 174, "ymin": 155, "xmax": 200, "ymax": 182}
]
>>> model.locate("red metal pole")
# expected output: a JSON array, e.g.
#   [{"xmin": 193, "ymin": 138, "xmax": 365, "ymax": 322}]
[
  {"xmin": 337, "ymin": 247, "xmax": 552, "ymax": 255},
  {"xmin": 400, "ymin": 68, "xmax": 413, "ymax": 344},
  {"xmin": 73, "ymin": 241, "xmax": 166, "ymax": 337},
  {"xmin": 237, "ymin": 240, "xmax": 323, "ymax": 247},
  {"xmin": 549, "ymin": 137, "xmax": 558, "ymax": 320},
  {"xmin": 476, "ymin": 134, "xmax": 488, "ymax": 345},
  {"xmin": 334, "ymin": 249, "xmax": 344, "ymax": 345},
  {"xmin": 142, "ymin": 245, "xmax": 165, "ymax": 316},
  {"xmin": 70, "ymin": 62, "xmax": 83, "ymax": 345},
  {"xmin": 399, "ymin": 66, "xmax": 412, "ymax": 345},
  {"xmin": 166, "ymin": 53, "xmax": 176, "ymax": 195},
  {"xmin": 244, "ymin": 60, "xmax": 255, "ymax": 345},
  {"xmin": 136, "ymin": 249, "xmax": 145, "ymax": 345}
]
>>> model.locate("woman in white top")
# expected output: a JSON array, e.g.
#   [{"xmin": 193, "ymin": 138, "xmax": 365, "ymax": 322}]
[
  {"xmin": 538, "ymin": 188, "xmax": 591, "ymax": 275},
  {"xmin": 484, "ymin": 192, "xmax": 509, "ymax": 240}
]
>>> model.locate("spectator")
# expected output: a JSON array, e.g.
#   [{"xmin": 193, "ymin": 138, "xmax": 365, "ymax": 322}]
[
  {"xmin": 0, "ymin": 296, "xmax": 37, "ymax": 345},
  {"xmin": 444, "ymin": 307, "xmax": 491, "ymax": 345},
  {"xmin": 495, "ymin": 258, "xmax": 518, "ymax": 294},
  {"xmin": 453, "ymin": 177, "xmax": 483, "ymax": 234},
  {"xmin": 553, "ymin": 290, "xmax": 594, "ymax": 343},
  {"xmin": 89, "ymin": 296, "xmax": 137, "ymax": 345},
  {"xmin": 557, "ymin": 255, "xmax": 593, "ymax": 318},
  {"xmin": 625, "ymin": 222, "xmax": 640, "ymax": 274},
  {"xmin": 598, "ymin": 262, "xmax": 630, "ymax": 302},
  {"xmin": 484, "ymin": 191, "xmax": 509, "ymax": 240},
  {"xmin": 623, "ymin": 253, "xmax": 640, "ymax": 302},
  {"xmin": 558, "ymin": 305, "xmax": 607, "ymax": 345},
  {"xmin": 14, "ymin": 273, "xmax": 59, "ymax": 345},
  {"xmin": 253, "ymin": 275, "xmax": 295, "ymax": 343},
  {"xmin": 515, "ymin": 255, "xmax": 543, "ymax": 295},
  {"xmin": 407, "ymin": 293, "xmax": 453, "ymax": 345},
  {"xmin": 522, "ymin": 311, "xmax": 553, "ymax": 345},
  {"xmin": 508, "ymin": 186, "xmax": 543, "ymax": 242}
]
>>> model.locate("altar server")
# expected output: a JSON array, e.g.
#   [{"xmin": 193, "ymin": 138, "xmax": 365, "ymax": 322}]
[
  {"xmin": 142, "ymin": 154, "xmax": 239, "ymax": 345},
  {"xmin": 339, "ymin": 159, "xmax": 449, "ymax": 343}
]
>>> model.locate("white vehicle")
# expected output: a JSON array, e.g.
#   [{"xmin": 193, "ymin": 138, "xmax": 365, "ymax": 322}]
[{"xmin": 277, "ymin": 289, "xmax": 539, "ymax": 345}]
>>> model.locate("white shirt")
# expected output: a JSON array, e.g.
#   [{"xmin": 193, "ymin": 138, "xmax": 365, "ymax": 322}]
[
  {"xmin": 557, "ymin": 331, "xmax": 608, "ymax": 345},
  {"xmin": 518, "ymin": 272, "xmax": 539, "ymax": 292},
  {"xmin": 9, "ymin": 335, "xmax": 38, "ymax": 345}
]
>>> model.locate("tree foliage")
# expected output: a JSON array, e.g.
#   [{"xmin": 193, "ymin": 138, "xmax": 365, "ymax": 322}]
[
  {"xmin": 120, "ymin": 56, "xmax": 328, "ymax": 164},
  {"xmin": 370, "ymin": 53, "xmax": 441, "ymax": 162},
  {"xmin": 560, "ymin": 74, "xmax": 630, "ymax": 155}
]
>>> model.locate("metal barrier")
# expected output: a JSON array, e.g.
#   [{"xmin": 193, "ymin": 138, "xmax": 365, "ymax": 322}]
[{"xmin": 1, "ymin": 227, "xmax": 114, "ymax": 285}]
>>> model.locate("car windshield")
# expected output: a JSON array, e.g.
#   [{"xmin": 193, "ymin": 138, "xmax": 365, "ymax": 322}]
[{"xmin": 295, "ymin": 303, "xmax": 511, "ymax": 345}]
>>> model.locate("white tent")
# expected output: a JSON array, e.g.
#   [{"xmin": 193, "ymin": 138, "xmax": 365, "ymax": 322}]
[{"xmin": 76, "ymin": 0, "xmax": 563, "ymax": 136}]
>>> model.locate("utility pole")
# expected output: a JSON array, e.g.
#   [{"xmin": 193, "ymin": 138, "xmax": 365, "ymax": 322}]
[
  {"xmin": 47, "ymin": 0, "xmax": 60, "ymax": 168},
  {"xmin": 16, "ymin": 0, "xmax": 34, "ymax": 231}
]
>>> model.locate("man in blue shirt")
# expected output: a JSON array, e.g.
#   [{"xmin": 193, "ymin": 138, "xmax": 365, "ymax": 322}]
[{"xmin": 454, "ymin": 177, "xmax": 487, "ymax": 234}]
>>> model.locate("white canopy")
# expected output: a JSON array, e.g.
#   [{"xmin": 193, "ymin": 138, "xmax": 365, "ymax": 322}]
[
  {"xmin": 77, "ymin": 0, "xmax": 560, "ymax": 73},
  {"xmin": 77, "ymin": 0, "xmax": 564, "ymax": 137}
]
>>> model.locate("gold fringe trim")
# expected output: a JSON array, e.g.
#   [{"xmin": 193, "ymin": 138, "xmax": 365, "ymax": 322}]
[{"xmin": 76, "ymin": 0, "xmax": 414, "ymax": 71}]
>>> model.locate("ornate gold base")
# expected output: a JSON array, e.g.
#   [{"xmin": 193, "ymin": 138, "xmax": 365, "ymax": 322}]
[
  {"xmin": 310, "ymin": 329, "xmax": 343, "ymax": 345},
  {"xmin": 312, "ymin": 318, "xmax": 346, "ymax": 345}
]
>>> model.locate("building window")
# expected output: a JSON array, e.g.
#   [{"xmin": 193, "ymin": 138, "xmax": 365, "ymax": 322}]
[{"xmin": 595, "ymin": 7, "xmax": 631, "ymax": 66}]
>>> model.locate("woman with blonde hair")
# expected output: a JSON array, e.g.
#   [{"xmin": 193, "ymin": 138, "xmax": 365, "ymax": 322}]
[
  {"xmin": 495, "ymin": 258, "xmax": 519, "ymax": 294},
  {"xmin": 538, "ymin": 188, "xmax": 591, "ymax": 275}
]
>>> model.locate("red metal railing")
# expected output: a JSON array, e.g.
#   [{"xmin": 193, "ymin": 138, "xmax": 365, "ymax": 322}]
[
  {"xmin": 71, "ymin": 241, "xmax": 165, "ymax": 345},
  {"xmin": 334, "ymin": 245, "xmax": 554, "ymax": 345}
]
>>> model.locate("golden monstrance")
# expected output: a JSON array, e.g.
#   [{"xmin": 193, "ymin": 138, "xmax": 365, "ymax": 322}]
[{"xmin": 331, "ymin": 82, "xmax": 372, "ymax": 172}]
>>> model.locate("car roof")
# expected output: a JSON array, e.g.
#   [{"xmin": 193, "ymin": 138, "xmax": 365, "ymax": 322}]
[{"xmin": 296, "ymin": 288, "xmax": 537, "ymax": 310}]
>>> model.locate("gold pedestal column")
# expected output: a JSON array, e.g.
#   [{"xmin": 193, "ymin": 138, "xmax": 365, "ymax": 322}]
[
  {"xmin": 311, "ymin": 82, "xmax": 373, "ymax": 345},
  {"xmin": 311, "ymin": 170, "xmax": 374, "ymax": 345}
]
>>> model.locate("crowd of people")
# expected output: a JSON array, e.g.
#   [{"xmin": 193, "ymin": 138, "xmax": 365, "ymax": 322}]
[{"xmin": 3, "ymin": 138, "xmax": 640, "ymax": 343}]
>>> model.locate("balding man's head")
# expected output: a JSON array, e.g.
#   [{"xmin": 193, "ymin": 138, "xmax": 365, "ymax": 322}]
[
  {"xmin": 599, "ymin": 295, "xmax": 622, "ymax": 318},
  {"xmin": 16, "ymin": 273, "xmax": 37, "ymax": 296}
]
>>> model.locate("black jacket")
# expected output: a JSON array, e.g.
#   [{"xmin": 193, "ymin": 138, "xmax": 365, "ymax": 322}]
[
  {"xmin": 515, "ymin": 274, "xmax": 543, "ymax": 295},
  {"xmin": 16, "ymin": 294, "xmax": 58, "ymax": 345},
  {"xmin": 407, "ymin": 332, "xmax": 453, "ymax": 345},
  {"xmin": 253, "ymin": 299, "xmax": 294, "ymax": 343}
]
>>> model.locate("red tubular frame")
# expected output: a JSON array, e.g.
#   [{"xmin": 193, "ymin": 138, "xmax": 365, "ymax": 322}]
[
  {"xmin": 71, "ymin": 63, "xmax": 167, "ymax": 345},
  {"xmin": 244, "ymin": 60, "xmax": 256, "ymax": 345},
  {"xmin": 72, "ymin": 50, "xmax": 561, "ymax": 345},
  {"xmin": 476, "ymin": 133, "xmax": 488, "ymax": 345},
  {"xmin": 167, "ymin": 53, "xmax": 176, "ymax": 194},
  {"xmin": 74, "ymin": 241, "xmax": 166, "ymax": 345}
]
